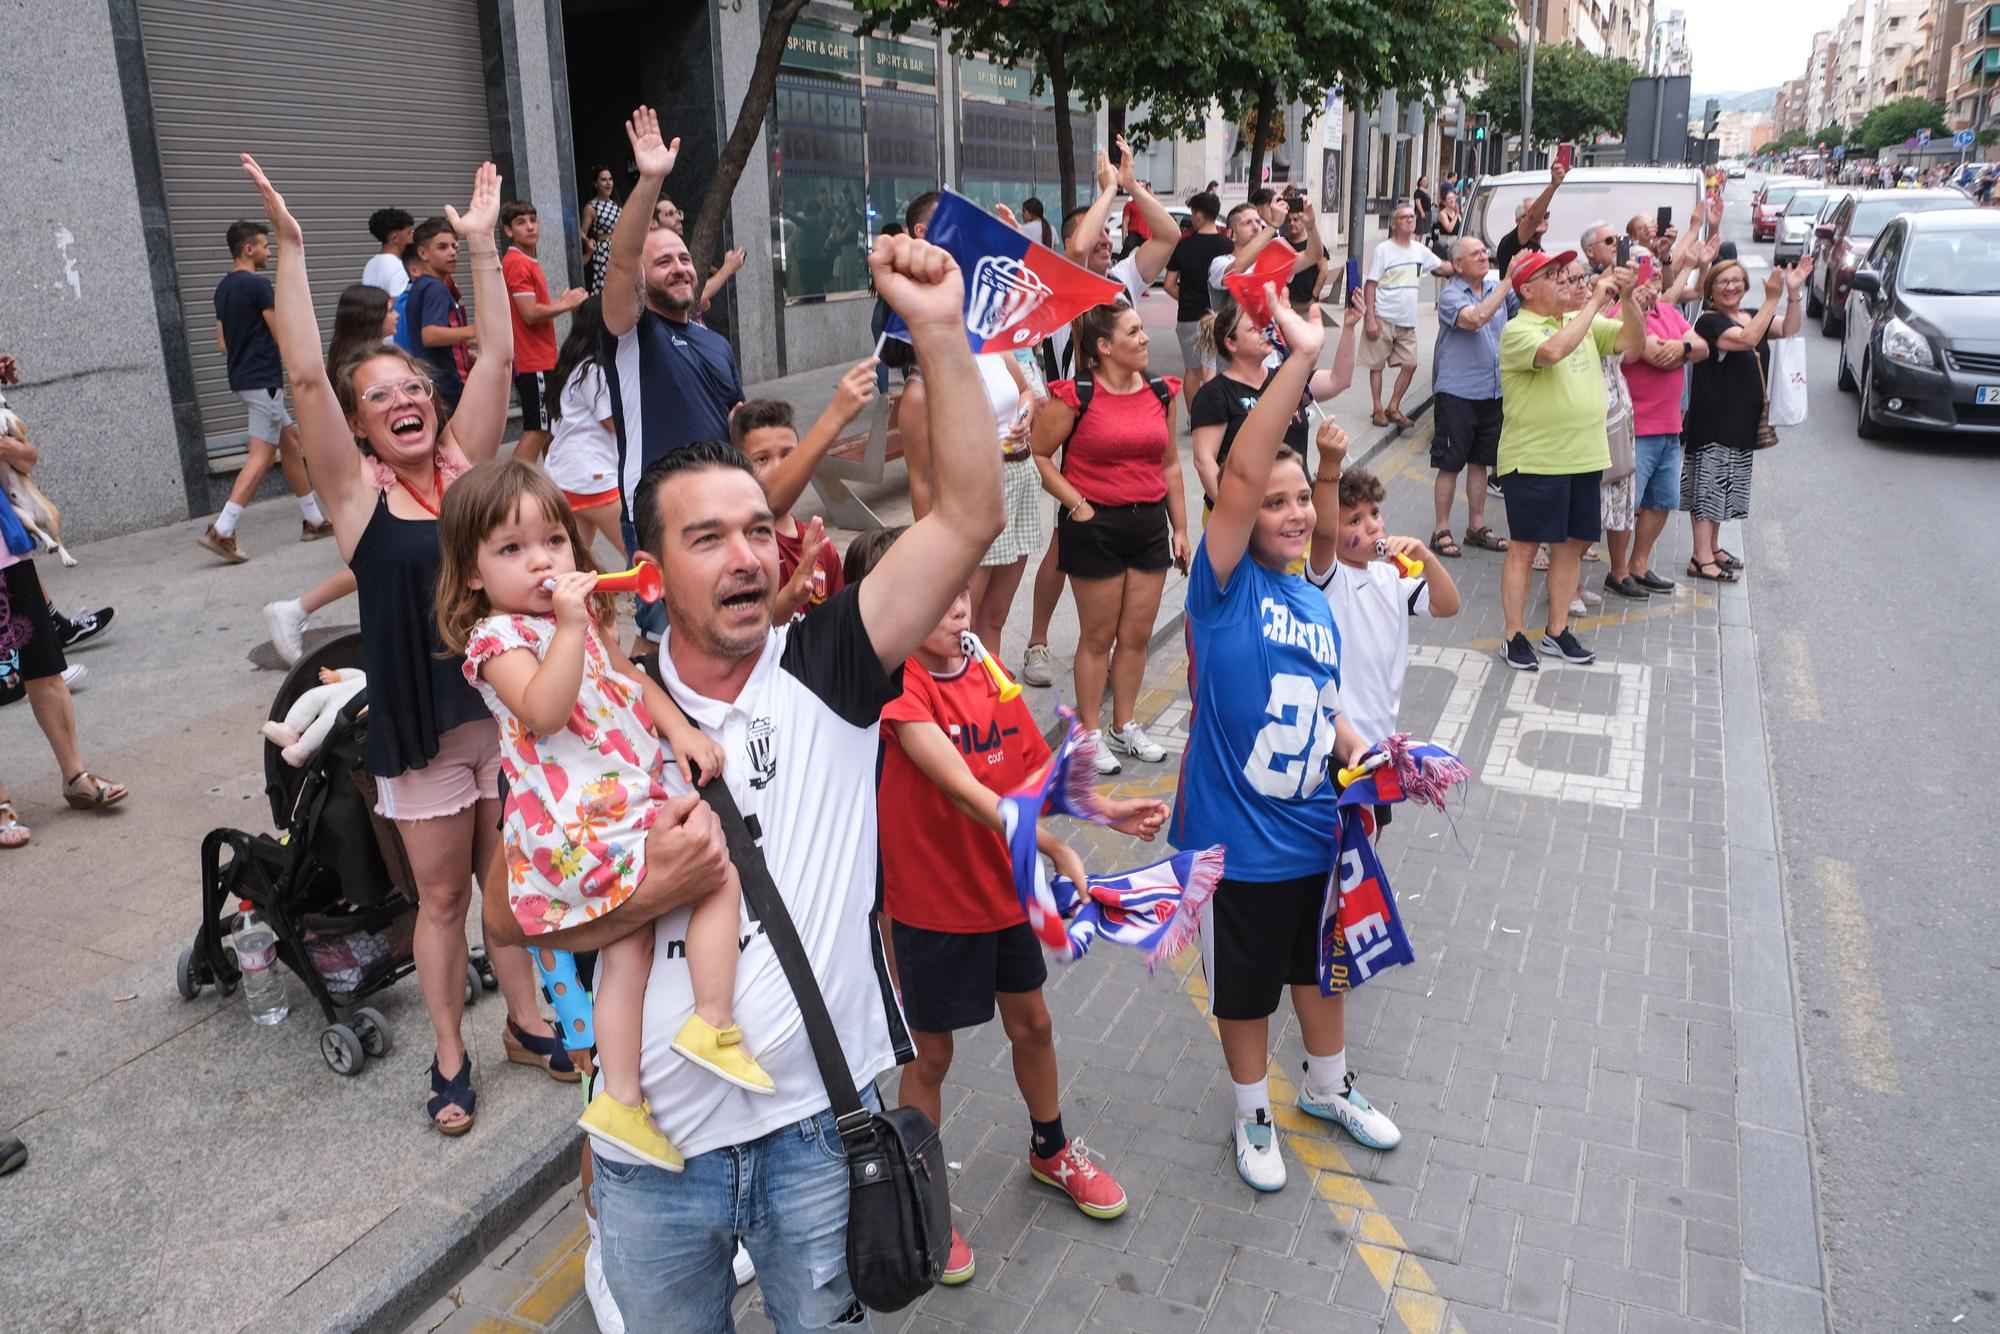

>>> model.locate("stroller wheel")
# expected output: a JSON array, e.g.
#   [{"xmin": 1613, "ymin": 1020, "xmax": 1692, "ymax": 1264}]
[
  {"xmin": 320, "ymin": 1023, "xmax": 365, "ymax": 1076},
  {"xmin": 472, "ymin": 948, "xmax": 498, "ymax": 991},
  {"xmin": 353, "ymin": 1007, "xmax": 395, "ymax": 1059},
  {"xmin": 175, "ymin": 947, "xmax": 202, "ymax": 1001},
  {"xmin": 464, "ymin": 962, "xmax": 482, "ymax": 1007}
]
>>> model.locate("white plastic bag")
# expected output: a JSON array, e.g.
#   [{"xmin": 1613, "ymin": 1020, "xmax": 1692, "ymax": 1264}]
[{"xmin": 1767, "ymin": 334, "xmax": 1808, "ymax": 428}]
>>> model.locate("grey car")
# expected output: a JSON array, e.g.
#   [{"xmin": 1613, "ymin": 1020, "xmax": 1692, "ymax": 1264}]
[{"xmin": 1772, "ymin": 188, "xmax": 1832, "ymax": 267}]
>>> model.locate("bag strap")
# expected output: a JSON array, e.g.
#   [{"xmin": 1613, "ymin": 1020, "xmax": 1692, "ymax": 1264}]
[{"xmin": 697, "ymin": 769, "xmax": 872, "ymax": 1139}]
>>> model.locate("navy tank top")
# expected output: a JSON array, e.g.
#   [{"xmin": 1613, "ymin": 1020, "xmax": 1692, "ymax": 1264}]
[{"xmin": 350, "ymin": 491, "xmax": 487, "ymax": 778}]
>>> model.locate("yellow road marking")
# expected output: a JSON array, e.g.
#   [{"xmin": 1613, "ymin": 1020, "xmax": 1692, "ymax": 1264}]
[
  {"xmin": 1774, "ymin": 629, "xmax": 1822, "ymax": 722},
  {"xmin": 1809, "ymin": 857, "xmax": 1902, "ymax": 1095},
  {"xmin": 1168, "ymin": 953, "xmax": 1469, "ymax": 1334}
]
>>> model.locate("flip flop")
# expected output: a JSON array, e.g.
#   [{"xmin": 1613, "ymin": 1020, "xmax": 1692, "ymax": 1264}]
[
  {"xmin": 1532, "ymin": 545, "xmax": 1551, "ymax": 571},
  {"xmin": 1388, "ymin": 409, "xmax": 1415, "ymax": 427}
]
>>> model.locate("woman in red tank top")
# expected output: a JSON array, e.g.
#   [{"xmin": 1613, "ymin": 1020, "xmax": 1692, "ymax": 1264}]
[{"xmin": 1029, "ymin": 301, "xmax": 1189, "ymax": 776}]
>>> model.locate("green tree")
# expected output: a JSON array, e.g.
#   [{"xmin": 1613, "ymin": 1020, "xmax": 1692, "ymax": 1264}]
[
  {"xmin": 1473, "ymin": 43, "xmax": 1638, "ymax": 150},
  {"xmin": 1811, "ymin": 123, "xmax": 1847, "ymax": 149},
  {"xmin": 856, "ymin": 0, "xmax": 1509, "ymax": 209},
  {"xmin": 1851, "ymin": 97, "xmax": 1948, "ymax": 153}
]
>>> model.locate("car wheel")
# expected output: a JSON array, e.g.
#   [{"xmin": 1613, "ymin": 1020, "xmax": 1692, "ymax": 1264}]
[
  {"xmin": 1856, "ymin": 354, "xmax": 1885, "ymax": 439},
  {"xmin": 1836, "ymin": 334, "xmax": 1857, "ymax": 392}
]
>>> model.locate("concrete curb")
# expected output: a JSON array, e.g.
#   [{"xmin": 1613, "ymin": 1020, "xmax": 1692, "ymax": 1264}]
[
  {"xmin": 280, "ymin": 1120, "xmax": 584, "ymax": 1334},
  {"xmin": 1720, "ymin": 543, "xmax": 1835, "ymax": 1331}
]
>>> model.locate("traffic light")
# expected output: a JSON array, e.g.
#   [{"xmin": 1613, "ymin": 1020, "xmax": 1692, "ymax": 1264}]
[
  {"xmin": 1703, "ymin": 98, "xmax": 1719, "ymax": 137},
  {"xmin": 1474, "ymin": 112, "xmax": 1489, "ymax": 141}
]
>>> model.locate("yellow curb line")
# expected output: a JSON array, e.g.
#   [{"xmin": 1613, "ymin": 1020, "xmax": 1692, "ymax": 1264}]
[{"xmin": 1160, "ymin": 951, "xmax": 1470, "ymax": 1334}]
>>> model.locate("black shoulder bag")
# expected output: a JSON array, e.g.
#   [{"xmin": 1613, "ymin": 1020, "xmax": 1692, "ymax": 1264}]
[{"xmin": 696, "ymin": 773, "xmax": 950, "ymax": 1312}]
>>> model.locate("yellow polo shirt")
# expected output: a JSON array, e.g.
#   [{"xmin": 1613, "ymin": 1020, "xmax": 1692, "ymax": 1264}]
[{"xmin": 1497, "ymin": 311, "xmax": 1620, "ymax": 476}]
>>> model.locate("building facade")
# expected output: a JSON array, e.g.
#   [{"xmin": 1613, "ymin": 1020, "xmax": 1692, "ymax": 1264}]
[
  {"xmin": 1650, "ymin": 8, "xmax": 1691, "ymax": 76},
  {"xmin": 1947, "ymin": 0, "xmax": 2000, "ymax": 129}
]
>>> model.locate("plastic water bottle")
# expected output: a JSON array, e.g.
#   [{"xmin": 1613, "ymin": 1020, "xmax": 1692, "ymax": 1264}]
[{"xmin": 235, "ymin": 910, "xmax": 290, "ymax": 1025}]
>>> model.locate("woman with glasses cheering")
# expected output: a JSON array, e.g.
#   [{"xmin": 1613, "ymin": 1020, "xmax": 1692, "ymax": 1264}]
[{"xmin": 239, "ymin": 153, "xmax": 578, "ymax": 1137}]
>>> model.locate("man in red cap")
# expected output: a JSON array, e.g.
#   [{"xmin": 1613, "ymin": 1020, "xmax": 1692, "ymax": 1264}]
[{"xmin": 1491, "ymin": 250, "xmax": 1643, "ymax": 671}]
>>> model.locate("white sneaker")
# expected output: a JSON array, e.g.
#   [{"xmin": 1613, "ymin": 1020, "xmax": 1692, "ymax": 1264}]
[
  {"xmin": 1085, "ymin": 729, "xmax": 1122, "ymax": 776},
  {"xmin": 583, "ymin": 1214, "xmax": 627, "ymax": 1334},
  {"xmin": 1233, "ymin": 1109, "xmax": 1287, "ymax": 1192},
  {"xmin": 1107, "ymin": 720, "xmax": 1167, "ymax": 763},
  {"xmin": 263, "ymin": 599, "xmax": 309, "ymax": 666},
  {"xmin": 1568, "ymin": 597, "xmax": 1588, "ymax": 618},
  {"xmin": 1297, "ymin": 1071, "xmax": 1403, "ymax": 1150},
  {"xmin": 1579, "ymin": 586, "xmax": 1603, "ymax": 606},
  {"xmin": 733, "ymin": 1241, "xmax": 756, "ymax": 1286},
  {"xmin": 1021, "ymin": 642, "xmax": 1054, "ymax": 687},
  {"xmin": 60, "ymin": 663, "xmax": 87, "ymax": 692}
]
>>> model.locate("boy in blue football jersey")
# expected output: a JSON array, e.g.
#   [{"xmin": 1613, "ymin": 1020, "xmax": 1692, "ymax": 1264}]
[{"xmin": 1172, "ymin": 286, "xmax": 1404, "ymax": 1194}]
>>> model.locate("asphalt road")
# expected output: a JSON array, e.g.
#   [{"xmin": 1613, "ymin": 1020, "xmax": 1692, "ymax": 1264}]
[{"xmin": 1728, "ymin": 175, "xmax": 2000, "ymax": 1331}]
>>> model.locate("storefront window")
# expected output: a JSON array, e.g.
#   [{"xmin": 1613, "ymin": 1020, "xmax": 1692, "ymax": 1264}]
[
  {"xmin": 958, "ymin": 57, "xmax": 1093, "ymax": 216},
  {"xmin": 771, "ymin": 22, "xmax": 941, "ymax": 304}
]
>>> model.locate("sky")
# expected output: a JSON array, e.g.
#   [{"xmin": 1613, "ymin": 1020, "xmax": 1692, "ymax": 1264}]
[{"xmin": 1679, "ymin": 0, "xmax": 1851, "ymax": 95}]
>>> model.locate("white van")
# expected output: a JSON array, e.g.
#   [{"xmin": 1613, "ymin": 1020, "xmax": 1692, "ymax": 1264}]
[{"xmin": 1464, "ymin": 167, "xmax": 1706, "ymax": 255}]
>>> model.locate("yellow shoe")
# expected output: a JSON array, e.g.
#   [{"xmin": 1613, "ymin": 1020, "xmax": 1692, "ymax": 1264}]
[
  {"xmin": 671, "ymin": 1015, "xmax": 777, "ymax": 1096},
  {"xmin": 577, "ymin": 1093, "xmax": 684, "ymax": 1172}
]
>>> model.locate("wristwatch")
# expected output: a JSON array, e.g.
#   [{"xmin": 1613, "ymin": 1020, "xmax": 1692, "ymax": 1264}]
[{"xmin": 1680, "ymin": 338, "xmax": 1694, "ymax": 360}]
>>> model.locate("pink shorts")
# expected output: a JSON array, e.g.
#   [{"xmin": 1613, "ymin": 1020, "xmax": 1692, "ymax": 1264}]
[{"xmin": 374, "ymin": 720, "xmax": 503, "ymax": 822}]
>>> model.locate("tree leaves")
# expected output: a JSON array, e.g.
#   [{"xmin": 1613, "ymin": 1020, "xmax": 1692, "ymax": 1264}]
[{"xmin": 1474, "ymin": 43, "xmax": 1638, "ymax": 147}]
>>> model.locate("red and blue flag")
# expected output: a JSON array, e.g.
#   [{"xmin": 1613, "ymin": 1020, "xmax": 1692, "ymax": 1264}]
[{"xmin": 882, "ymin": 190, "xmax": 1123, "ymax": 353}]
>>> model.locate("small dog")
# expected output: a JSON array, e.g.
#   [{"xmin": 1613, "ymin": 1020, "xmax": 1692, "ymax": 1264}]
[{"xmin": 0, "ymin": 389, "xmax": 76, "ymax": 567}]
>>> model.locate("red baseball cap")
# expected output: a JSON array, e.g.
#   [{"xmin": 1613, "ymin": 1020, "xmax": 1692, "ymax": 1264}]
[{"xmin": 1511, "ymin": 249, "xmax": 1578, "ymax": 292}]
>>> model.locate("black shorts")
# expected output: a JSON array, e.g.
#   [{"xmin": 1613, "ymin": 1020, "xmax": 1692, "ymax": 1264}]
[
  {"xmin": 1202, "ymin": 871, "xmax": 1327, "ymax": 1021},
  {"xmin": 1057, "ymin": 500, "xmax": 1171, "ymax": 580},
  {"xmin": 891, "ymin": 921, "xmax": 1048, "ymax": 1032},
  {"xmin": 1500, "ymin": 469, "xmax": 1603, "ymax": 545},
  {"xmin": 1431, "ymin": 393, "xmax": 1502, "ymax": 472},
  {"xmin": 0, "ymin": 560, "xmax": 66, "ymax": 695},
  {"xmin": 514, "ymin": 371, "xmax": 552, "ymax": 433}
]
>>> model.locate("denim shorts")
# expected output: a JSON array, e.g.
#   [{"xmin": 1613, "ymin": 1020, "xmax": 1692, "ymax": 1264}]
[
  {"xmin": 591, "ymin": 1084, "xmax": 881, "ymax": 1332},
  {"xmin": 1633, "ymin": 433, "xmax": 1682, "ymax": 512},
  {"xmin": 619, "ymin": 515, "xmax": 668, "ymax": 640}
]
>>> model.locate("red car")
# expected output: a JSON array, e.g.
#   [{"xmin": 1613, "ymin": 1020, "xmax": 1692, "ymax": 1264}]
[
  {"xmin": 1808, "ymin": 188, "xmax": 1976, "ymax": 335},
  {"xmin": 1752, "ymin": 179, "xmax": 1812, "ymax": 241}
]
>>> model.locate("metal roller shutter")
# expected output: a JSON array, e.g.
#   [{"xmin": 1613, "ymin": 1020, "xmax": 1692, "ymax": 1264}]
[{"xmin": 136, "ymin": 0, "xmax": 494, "ymax": 459}]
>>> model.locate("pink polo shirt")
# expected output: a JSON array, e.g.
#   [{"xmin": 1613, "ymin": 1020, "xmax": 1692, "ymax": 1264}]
[{"xmin": 1624, "ymin": 303, "xmax": 1693, "ymax": 437}]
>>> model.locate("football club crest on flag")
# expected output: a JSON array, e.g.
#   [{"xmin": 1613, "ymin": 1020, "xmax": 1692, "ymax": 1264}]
[
  {"xmin": 1316, "ymin": 735, "xmax": 1472, "ymax": 995},
  {"xmin": 882, "ymin": 190, "xmax": 1123, "ymax": 353},
  {"xmin": 1000, "ymin": 709, "xmax": 1223, "ymax": 968}
]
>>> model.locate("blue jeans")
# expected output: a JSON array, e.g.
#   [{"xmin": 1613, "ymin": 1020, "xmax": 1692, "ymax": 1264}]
[
  {"xmin": 618, "ymin": 516, "xmax": 668, "ymax": 641},
  {"xmin": 591, "ymin": 1085, "xmax": 880, "ymax": 1333},
  {"xmin": 1633, "ymin": 433, "xmax": 1683, "ymax": 512}
]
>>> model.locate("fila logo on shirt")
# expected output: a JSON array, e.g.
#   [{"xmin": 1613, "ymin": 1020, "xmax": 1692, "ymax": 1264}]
[
  {"xmin": 947, "ymin": 718, "xmax": 1020, "ymax": 766},
  {"xmin": 1258, "ymin": 597, "xmax": 1339, "ymax": 670},
  {"xmin": 747, "ymin": 716, "xmax": 778, "ymax": 789}
]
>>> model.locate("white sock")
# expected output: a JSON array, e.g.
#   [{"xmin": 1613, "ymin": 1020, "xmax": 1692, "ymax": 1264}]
[
  {"xmin": 298, "ymin": 492, "xmax": 325, "ymax": 523},
  {"xmin": 1232, "ymin": 1078, "xmax": 1270, "ymax": 1122},
  {"xmin": 215, "ymin": 502, "xmax": 245, "ymax": 537},
  {"xmin": 1304, "ymin": 1049, "xmax": 1349, "ymax": 1100}
]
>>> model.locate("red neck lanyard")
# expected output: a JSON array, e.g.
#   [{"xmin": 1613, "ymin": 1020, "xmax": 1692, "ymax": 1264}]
[{"xmin": 396, "ymin": 461, "xmax": 443, "ymax": 517}]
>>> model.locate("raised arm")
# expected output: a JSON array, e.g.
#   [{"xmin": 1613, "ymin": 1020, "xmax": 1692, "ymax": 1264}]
[
  {"xmin": 438, "ymin": 163, "xmax": 513, "ymax": 462},
  {"xmin": 1609, "ymin": 267, "xmax": 1644, "ymax": 356},
  {"xmin": 1779, "ymin": 257, "xmax": 1812, "ymax": 338},
  {"xmin": 1533, "ymin": 280, "xmax": 1616, "ymax": 367},
  {"xmin": 1119, "ymin": 139, "xmax": 1180, "ymax": 285},
  {"xmin": 761, "ymin": 357, "xmax": 877, "ymax": 517},
  {"xmin": 238, "ymin": 154, "xmax": 368, "ymax": 532},
  {"xmin": 699, "ymin": 247, "xmax": 746, "ymax": 310},
  {"xmin": 1207, "ymin": 287, "xmax": 1325, "ymax": 588},
  {"xmin": 1307, "ymin": 288, "xmax": 1365, "ymax": 401},
  {"xmin": 1517, "ymin": 161, "xmax": 1567, "ymax": 244},
  {"xmin": 1065, "ymin": 151, "xmax": 1121, "ymax": 265},
  {"xmin": 603, "ymin": 106, "xmax": 680, "ymax": 339},
  {"xmin": 1719, "ymin": 271, "xmax": 1786, "ymax": 350},
  {"xmin": 855, "ymin": 237, "xmax": 1005, "ymax": 670}
]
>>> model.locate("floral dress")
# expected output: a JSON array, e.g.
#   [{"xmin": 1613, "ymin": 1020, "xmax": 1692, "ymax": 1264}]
[{"xmin": 464, "ymin": 614, "xmax": 668, "ymax": 937}]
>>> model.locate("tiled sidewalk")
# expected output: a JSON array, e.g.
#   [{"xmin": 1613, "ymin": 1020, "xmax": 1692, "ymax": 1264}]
[{"xmin": 409, "ymin": 428, "xmax": 1804, "ymax": 1333}]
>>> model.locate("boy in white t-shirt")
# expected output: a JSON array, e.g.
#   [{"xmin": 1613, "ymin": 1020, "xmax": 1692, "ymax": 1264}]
[{"xmin": 1304, "ymin": 422, "xmax": 1460, "ymax": 795}]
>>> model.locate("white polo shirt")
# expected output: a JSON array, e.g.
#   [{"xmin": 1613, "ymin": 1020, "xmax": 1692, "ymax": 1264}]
[
  {"xmin": 1304, "ymin": 556, "xmax": 1432, "ymax": 747},
  {"xmin": 592, "ymin": 588, "xmax": 911, "ymax": 1164}
]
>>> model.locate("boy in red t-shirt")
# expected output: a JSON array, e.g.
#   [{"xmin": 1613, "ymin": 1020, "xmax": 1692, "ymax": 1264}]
[
  {"xmin": 729, "ymin": 360, "xmax": 877, "ymax": 619},
  {"xmin": 500, "ymin": 200, "xmax": 585, "ymax": 464},
  {"xmin": 865, "ymin": 557, "xmax": 1169, "ymax": 1285}
]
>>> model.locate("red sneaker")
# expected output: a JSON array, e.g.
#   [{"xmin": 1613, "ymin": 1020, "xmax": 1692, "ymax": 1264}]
[
  {"xmin": 1028, "ymin": 1139, "xmax": 1128, "ymax": 1219},
  {"xmin": 940, "ymin": 1227, "xmax": 974, "ymax": 1286}
]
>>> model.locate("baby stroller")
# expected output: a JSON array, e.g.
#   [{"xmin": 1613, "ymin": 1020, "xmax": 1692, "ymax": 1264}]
[{"xmin": 178, "ymin": 630, "xmax": 496, "ymax": 1075}]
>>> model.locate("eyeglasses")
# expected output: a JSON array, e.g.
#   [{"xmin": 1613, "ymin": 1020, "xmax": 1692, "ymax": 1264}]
[{"xmin": 359, "ymin": 378, "xmax": 436, "ymax": 408}]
